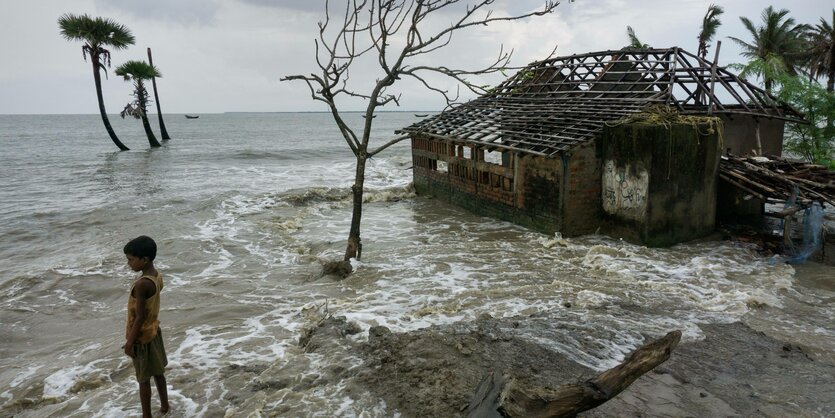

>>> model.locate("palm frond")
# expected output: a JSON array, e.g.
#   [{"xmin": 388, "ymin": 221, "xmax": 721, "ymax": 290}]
[
  {"xmin": 727, "ymin": 36, "xmax": 754, "ymax": 52},
  {"xmin": 120, "ymin": 103, "xmax": 143, "ymax": 119},
  {"xmin": 58, "ymin": 13, "xmax": 135, "ymax": 49},
  {"xmin": 626, "ymin": 25, "xmax": 649, "ymax": 49},
  {"xmin": 699, "ymin": 5, "xmax": 724, "ymax": 41},
  {"xmin": 806, "ymin": 9, "xmax": 835, "ymax": 84},
  {"xmin": 697, "ymin": 4, "xmax": 724, "ymax": 58},
  {"xmin": 728, "ymin": 7, "xmax": 807, "ymax": 88},
  {"xmin": 115, "ymin": 60, "xmax": 162, "ymax": 81}
]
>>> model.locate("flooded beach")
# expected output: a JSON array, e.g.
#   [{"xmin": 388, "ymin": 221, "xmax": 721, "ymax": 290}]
[{"xmin": 1, "ymin": 113, "xmax": 833, "ymax": 417}]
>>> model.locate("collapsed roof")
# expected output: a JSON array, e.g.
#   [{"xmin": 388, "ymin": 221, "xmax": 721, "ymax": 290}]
[
  {"xmin": 399, "ymin": 48, "xmax": 803, "ymax": 157},
  {"xmin": 720, "ymin": 155, "xmax": 835, "ymax": 208}
]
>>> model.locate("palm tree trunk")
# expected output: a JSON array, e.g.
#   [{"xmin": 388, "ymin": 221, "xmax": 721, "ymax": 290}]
[
  {"xmin": 827, "ymin": 69, "xmax": 834, "ymax": 136},
  {"xmin": 343, "ymin": 153, "xmax": 366, "ymax": 261},
  {"xmin": 137, "ymin": 81, "xmax": 161, "ymax": 147},
  {"xmin": 92, "ymin": 59, "xmax": 129, "ymax": 151},
  {"xmin": 140, "ymin": 115, "xmax": 161, "ymax": 147},
  {"xmin": 147, "ymin": 48, "xmax": 170, "ymax": 140}
]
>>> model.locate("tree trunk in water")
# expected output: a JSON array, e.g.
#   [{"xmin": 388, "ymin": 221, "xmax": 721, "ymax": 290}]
[
  {"xmin": 141, "ymin": 115, "xmax": 162, "ymax": 147},
  {"xmin": 466, "ymin": 330, "xmax": 682, "ymax": 418},
  {"xmin": 147, "ymin": 48, "xmax": 171, "ymax": 140},
  {"xmin": 344, "ymin": 154, "xmax": 366, "ymax": 261},
  {"xmin": 138, "ymin": 81, "xmax": 161, "ymax": 147},
  {"xmin": 92, "ymin": 58, "xmax": 129, "ymax": 151}
]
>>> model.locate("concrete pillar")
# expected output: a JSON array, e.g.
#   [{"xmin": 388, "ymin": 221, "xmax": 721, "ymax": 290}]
[{"xmin": 600, "ymin": 121, "xmax": 722, "ymax": 246}]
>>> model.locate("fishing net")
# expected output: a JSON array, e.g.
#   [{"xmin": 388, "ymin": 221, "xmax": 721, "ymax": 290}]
[{"xmin": 783, "ymin": 201, "xmax": 825, "ymax": 264}]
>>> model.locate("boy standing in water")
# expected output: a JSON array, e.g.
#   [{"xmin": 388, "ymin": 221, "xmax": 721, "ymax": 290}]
[{"xmin": 123, "ymin": 236, "xmax": 170, "ymax": 417}]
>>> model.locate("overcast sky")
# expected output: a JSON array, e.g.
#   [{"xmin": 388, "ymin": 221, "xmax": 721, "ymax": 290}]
[{"xmin": 0, "ymin": 0, "xmax": 827, "ymax": 114}]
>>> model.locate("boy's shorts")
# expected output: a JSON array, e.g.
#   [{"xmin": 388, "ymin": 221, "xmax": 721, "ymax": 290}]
[{"xmin": 132, "ymin": 329, "xmax": 168, "ymax": 382}]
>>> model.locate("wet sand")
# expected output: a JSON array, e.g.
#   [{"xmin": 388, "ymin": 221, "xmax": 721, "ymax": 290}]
[{"xmin": 293, "ymin": 314, "xmax": 835, "ymax": 417}]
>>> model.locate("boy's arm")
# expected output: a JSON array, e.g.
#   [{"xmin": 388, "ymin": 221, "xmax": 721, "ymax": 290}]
[{"xmin": 123, "ymin": 278, "xmax": 154, "ymax": 357}]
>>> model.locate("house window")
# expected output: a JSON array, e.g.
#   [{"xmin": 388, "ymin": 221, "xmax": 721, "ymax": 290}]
[
  {"xmin": 460, "ymin": 146, "xmax": 472, "ymax": 159},
  {"xmin": 484, "ymin": 150, "xmax": 503, "ymax": 165}
]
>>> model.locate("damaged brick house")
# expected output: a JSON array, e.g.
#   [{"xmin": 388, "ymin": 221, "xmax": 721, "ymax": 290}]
[{"xmin": 399, "ymin": 48, "xmax": 803, "ymax": 246}]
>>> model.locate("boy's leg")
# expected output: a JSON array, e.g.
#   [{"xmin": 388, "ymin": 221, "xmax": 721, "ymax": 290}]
[
  {"xmin": 139, "ymin": 381, "xmax": 152, "ymax": 418},
  {"xmin": 154, "ymin": 374, "xmax": 170, "ymax": 413}
]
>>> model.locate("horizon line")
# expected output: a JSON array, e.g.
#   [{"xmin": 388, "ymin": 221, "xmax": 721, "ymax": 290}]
[{"xmin": 0, "ymin": 110, "xmax": 440, "ymax": 116}]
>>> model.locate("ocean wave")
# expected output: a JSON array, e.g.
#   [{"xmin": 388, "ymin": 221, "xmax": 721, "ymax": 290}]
[
  {"xmin": 282, "ymin": 187, "xmax": 352, "ymax": 206},
  {"xmin": 229, "ymin": 148, "xmax": 349, "ymax": 161},
  {"xmin": 280, "ymin": 184, "xmax": 415, "ymax": 207}
]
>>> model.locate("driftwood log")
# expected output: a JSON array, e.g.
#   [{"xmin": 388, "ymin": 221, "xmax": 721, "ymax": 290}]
[{"xmin": 466, "ymin": 330, "xmax": 682, "ymax": 418}]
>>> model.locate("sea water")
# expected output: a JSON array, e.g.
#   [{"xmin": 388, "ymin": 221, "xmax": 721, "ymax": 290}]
[{"xmin": 0, "ymin": 113, "xmax": 832, "ymax": 416}]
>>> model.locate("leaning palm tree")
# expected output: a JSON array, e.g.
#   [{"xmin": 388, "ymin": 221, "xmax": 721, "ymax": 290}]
[
  {"xmin": 697, "ymin": 4, "xmax": 724, "ymax": 61},
  {"xmin": 115, "ymin": 60, "xmax": 162, "ymax": 147},
  {"xmin": 806, "ymin": 9, "xmax": 835, "ymax": 92},
  {"xmin": 626, "ymin": 26, "xmax": 649, "ymax": 49},
  {"xmin": 727, "ymin": 6, "xmax": 807, "ymax": 94},
  {"xmin": 58, "ymin": 13, "xmax": 135, "ymax": 151}
]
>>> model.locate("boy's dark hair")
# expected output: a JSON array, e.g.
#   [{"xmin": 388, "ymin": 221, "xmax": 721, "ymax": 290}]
[{"xmin": 124, "ymin": 236, "xmax": 157, "ymax": 261}]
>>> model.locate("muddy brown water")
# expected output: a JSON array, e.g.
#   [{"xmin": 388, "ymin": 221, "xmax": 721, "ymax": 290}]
[{"xmin": 1, "ymin": 114, "xmax": 833, "ymax": 416}]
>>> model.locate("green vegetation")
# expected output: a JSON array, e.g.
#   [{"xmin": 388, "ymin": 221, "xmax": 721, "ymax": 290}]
[
  {"xmin": 116, "ymin": 60, "xmax": 163, "ymax": 148},
  {"xmin": 776, "ymin": 75, "xmax": 835, "ymax": 168},
  {"xmin": 723, "ymin": 7, "xmax": 834, "ymax": 167},
  {"xmin": 58, "ymin": 13, "xmax": 135, "ymax": 151},
  {"xmin": 728, "ymin": 6, "xmax": 807, "ymax": 94},
  {"xmin": 697, "ymin": 4, "xmax": 724, "ymax": 60},
  {"xmin": 806, "ymin": 10, "xmax": 835, "ymax": 92},
  {"xmin": 625, "ymin": 26, "xmax": 649, "ymax": 49}
]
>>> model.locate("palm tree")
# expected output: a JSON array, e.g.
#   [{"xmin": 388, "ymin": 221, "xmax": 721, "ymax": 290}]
[
  {"xmin": 806, "ymin": 10, "xmax": 835, "ymax": 92},
  {"xmin": 727, "ymin": 6, "xmax": 807, "ymax": 94},
  {"xmin": 697, "ymin": 4, "xmax": 724, "ymax": 61},
  {"xmin": 58, "ymin": 14, "xmax": 135, "ymax": 151},
  {"xmin": 115, "ymin": 60, "xmax": 162, "ymax": 147},
  {"xmin": 626, "ymin": 26, "xmax": 649, "ymax": 49},
  {"xmin": 147, "ymin": 48, "xmax": 171, "ymax": 140}
]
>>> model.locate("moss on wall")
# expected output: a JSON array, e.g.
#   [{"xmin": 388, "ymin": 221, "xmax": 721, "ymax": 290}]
[{"xmin": 601, "ymin": 117, "xmax": 721, "ymax": 247}]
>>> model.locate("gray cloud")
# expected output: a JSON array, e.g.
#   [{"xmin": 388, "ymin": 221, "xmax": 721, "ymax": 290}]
[
  {"xmin": 239, "ymin": 0, "xmax": 324, "ymax": 12},
  {"xmin": 1, "ymin": 0, "xmax": 829, "ymax": 114},
  {"xmin": 94, "ymin": 0, "xmax": 222, "ymax": 25}
]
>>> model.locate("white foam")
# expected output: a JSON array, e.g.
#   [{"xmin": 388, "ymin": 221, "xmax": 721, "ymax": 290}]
[
  {"xmin": 575, "ymin": 289, "xmax": 617, "ymax": 309},
  {"xmin": 10, "ymin": 365, "xmax": 42, "ymax": 388},
  {"xmin": 42, "ymin": 359, "xmax": 107, "ymax": 398}
]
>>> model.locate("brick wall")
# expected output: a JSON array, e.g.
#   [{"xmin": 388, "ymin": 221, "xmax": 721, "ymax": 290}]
[
  {"xmin": 563, "ymin": 140, "xmax": 603, "ymax": 236},
  {"xmin": 412, "ymin": 135, "xmax": 563, "ymax": 233}
]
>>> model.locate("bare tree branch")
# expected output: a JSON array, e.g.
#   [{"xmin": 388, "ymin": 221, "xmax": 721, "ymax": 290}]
[
  {"xmin": 282, "ymin": 0, "xmax": 563, "ymax": 262},
  {"xmin": 369, "ymin": 134, "xmax": 411, "ymax": 157}
]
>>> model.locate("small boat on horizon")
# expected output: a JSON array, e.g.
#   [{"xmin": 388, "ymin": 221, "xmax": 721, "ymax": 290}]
[{"xmin": 185, "ymin": 115, "xmax": 199, "ymax": 119}]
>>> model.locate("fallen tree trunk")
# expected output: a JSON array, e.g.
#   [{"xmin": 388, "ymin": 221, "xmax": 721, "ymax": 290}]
[{"xmin": 466, "ymin": 330, "xmax": 682, "ymax": 418}]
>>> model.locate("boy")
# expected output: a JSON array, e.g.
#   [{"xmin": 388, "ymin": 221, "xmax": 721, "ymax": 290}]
[{"xmin": 123, "ymin": 235, "xmax": 170, "ymax": 417}]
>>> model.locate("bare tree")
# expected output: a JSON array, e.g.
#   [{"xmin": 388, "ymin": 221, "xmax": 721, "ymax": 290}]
[{"xmin": 283, "ymin": 0, "xmax": 561, "ymax": 266}]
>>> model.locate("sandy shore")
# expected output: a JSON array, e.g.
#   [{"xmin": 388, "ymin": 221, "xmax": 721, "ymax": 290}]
[{"xmin": 329, "ymin": 315, "xmax": 834, "ymax": 417}]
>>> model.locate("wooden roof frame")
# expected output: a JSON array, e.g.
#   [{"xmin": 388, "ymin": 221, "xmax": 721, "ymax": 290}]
[{"xmin": 399, "ymin": 47, "xmax": 804, "ymax": 158}]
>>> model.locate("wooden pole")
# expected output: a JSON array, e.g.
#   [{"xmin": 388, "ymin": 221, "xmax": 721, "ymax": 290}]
[
  {"xmin": 147, "ymin": 48, "xmax": 171, "ymax": 140},
  {"xmin": 755, "ymin": 120, "xmax": 763, "ymax": 156}
]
